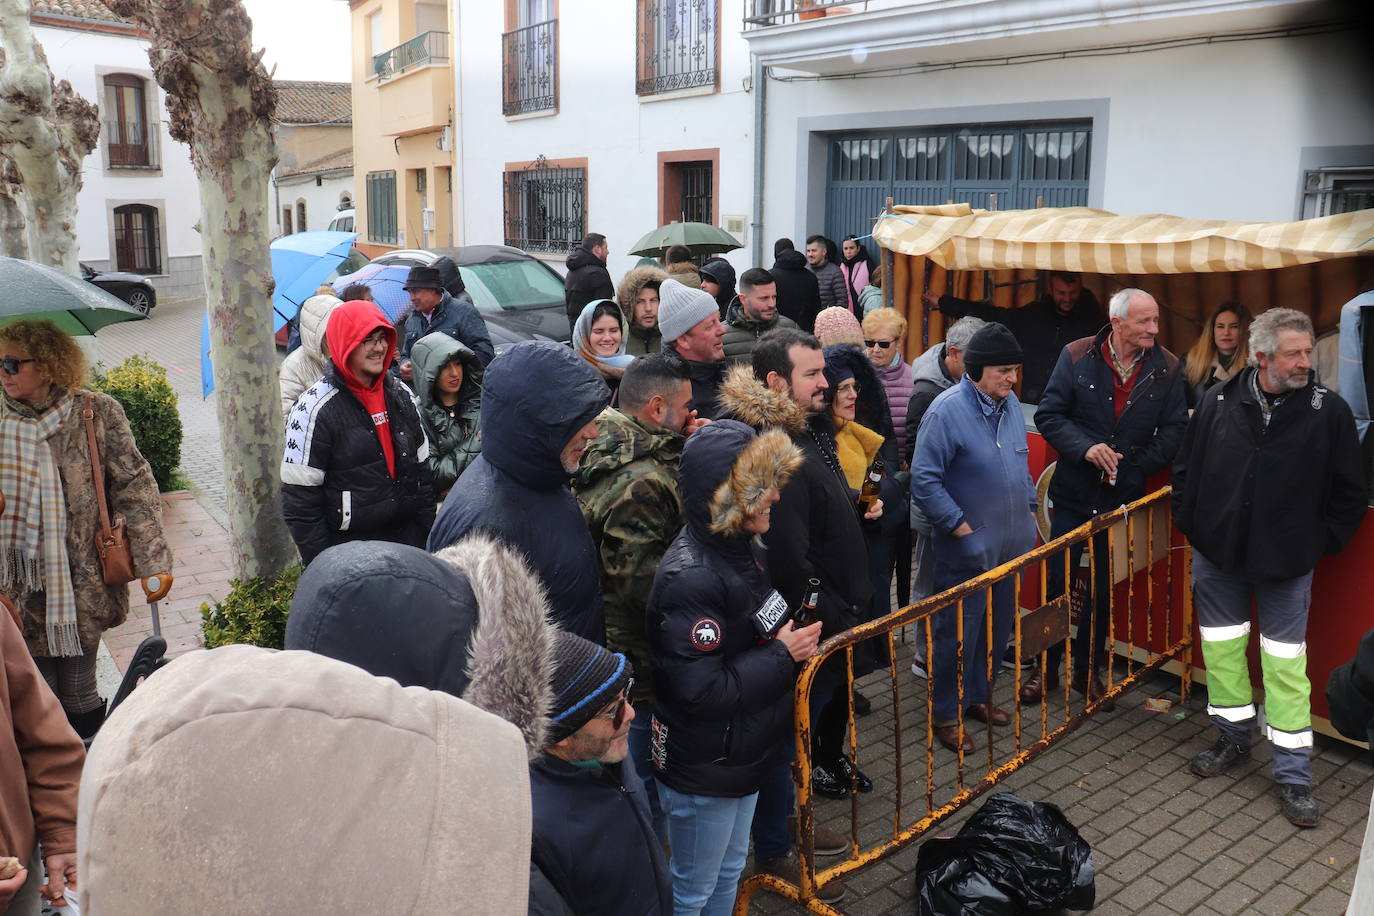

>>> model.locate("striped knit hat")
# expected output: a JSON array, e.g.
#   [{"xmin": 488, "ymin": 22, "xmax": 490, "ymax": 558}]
[{"xmin": 546, "ymin": 630, "xmax": 633, "ymax": 742}]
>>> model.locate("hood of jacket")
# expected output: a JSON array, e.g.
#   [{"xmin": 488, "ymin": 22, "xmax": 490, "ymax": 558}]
[
  {"xmin": 327, "ymin": 298, "xmax": 396, "ymax": 387},
  {"xmin": 911, "ymin": 342, "xmax": 955, "ymax": 389},
  {"xmin": 572, "ymin": 298, "xmax": 632, "ymax": 364},
  {"xmin": 679, "ymin": 419, "xmax": 802, "ymax": 542},
  {"xmin": 665, "ymin": 261, "xmax": 702, "ymax": 288},
  {"xmin": 717, "ymin": 363, "xmax": 809, "ymax": 435},
  {"xmin": 298, "ymin": 294, "xmax": 341, "ymax": 361},
  {"xmin": 822, "ymin": 343, "xmax": 895, "ymax": 439},
  {"xmin": 574, "ymin": 406, "xmax": 684, "ymax": 492},
  {"xmin": 78, "ymin": 644, "xmax": 531, "ymax": 914},
  {"xmin": 615, "ymin": 265, "xmax": 667, "ymax": 312},
  {"xmin": 566, "ymin": 246, "xmax": 605, "ymax": 272},
  {"xmin": 772, "ymin": 249, "xmax": 808, "ymax": 271},
  {"xmin": 480, "ymin": 341, "xmax": 611, "ymax": 490},
  {"xmin": 412, "ymin": 331, "xmax": 484, "ymax": 413},
  {"xmin": 724, "ymin": 298, "xmax": 783, "ymax": 333},
  {"xmin": 284, "ymin": 540, "xmax": 482, "ymax": 697}
]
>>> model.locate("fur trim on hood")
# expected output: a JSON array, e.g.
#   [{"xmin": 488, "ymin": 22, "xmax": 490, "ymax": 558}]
[
  {"xmin": 665, "ymin": 261, "xmax": 702, "ymax": 288},
  {"xmin": 448, "ymin": 536, "xmax": 557, "ymax": 760},
  {"xmin": 615, "ymin": 265, "xmax": 668, "ymax": 311},
  {"xmin": 709, "ymin": 428, "xmax": 803, "ymax": 537},
  {"xmin": 717, "ymin": 364, "xmax": 809, "ymax": 435}
]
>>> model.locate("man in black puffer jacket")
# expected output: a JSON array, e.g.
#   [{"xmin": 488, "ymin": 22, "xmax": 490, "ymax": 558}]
[
  {"xmin": 281, "ymin": 299, "xmax": 435, "ymax": 566},
  {"xmin": 770, "ymin": 238, "xmax": 822, "ymax": 333},
  {"xmin": 565, "ymin": 233, "xmax": 615, "ymax": 323},
  {"xmin": 427, "ymin": 341, "xmax": 611, "ymax": 644}
]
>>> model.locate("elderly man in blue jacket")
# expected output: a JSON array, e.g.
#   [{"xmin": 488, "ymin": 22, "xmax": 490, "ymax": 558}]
[
  {"xmin": 427, "ymin": 341, "xmax": 611, "ymax": 644},
  {"xmin": 913, "ymin": 323, "xmax": 1037, "ymax": 753},
  {"xmin": 395, "ymin": 264, "xmax": 495, "ymax": 380}
]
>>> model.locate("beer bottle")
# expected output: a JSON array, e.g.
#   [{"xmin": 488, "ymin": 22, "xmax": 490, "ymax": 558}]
[
  {"xmin": 793, "ymin": 578, "xmax": 821, "ymax": 628},
  {"xmin": 858, "ymin": 455, "xmax": 884, "ymax": 507}
]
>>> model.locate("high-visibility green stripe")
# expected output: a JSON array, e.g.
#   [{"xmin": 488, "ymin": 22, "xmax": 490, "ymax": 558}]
[
  {"xmin": 1201, "ymin": 633, "xmax": 1252, "ymax": 710},
  {"xmin": 1260, "ymin": 648, "xmax": 1311, "ymax": 733}
]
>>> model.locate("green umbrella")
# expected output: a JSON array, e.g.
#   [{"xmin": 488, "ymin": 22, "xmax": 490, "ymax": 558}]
[
  {"xmin": 627, "ymin": 222, "xmax": 743, "ymax": 258},
  {"xmin": 0, "ymin": 257, "xmax": 147, "ymax": 335}
]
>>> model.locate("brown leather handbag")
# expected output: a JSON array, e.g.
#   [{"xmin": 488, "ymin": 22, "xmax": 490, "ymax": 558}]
[{"xmin": 84, "ymin": 397, "xmax": 137, "ymax": 585}]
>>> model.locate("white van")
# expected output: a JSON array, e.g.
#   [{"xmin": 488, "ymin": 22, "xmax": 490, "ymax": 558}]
[{"xmin": 328, "ymin": 208, "xmax": 355, "ymax": 233}]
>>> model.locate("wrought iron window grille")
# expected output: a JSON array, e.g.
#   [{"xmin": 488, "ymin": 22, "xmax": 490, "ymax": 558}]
[
  {"xmin": 637, "ymin": 0, "xmax": 719, "ymax": 96},
  {"xmin": 502, "ymin": 20, "xmax": 559, "ymax": 116},
  {"xmin": 504, "ymin": 156, "xmax": 586, "ymax": 253}
]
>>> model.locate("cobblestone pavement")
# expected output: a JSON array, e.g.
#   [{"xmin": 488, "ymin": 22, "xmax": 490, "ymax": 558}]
[
  {"xmin": 744, "ymin": 655, "xmax": 1370, "ymax": 915},
  {"xmin": 94, "ymin": 294, "xmax": 230, "ymax": 516}
]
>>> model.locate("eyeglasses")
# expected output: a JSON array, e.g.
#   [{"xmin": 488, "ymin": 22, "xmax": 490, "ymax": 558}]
[
  {"xmin": 864, "ymin": 339, "xmax": 895, "ymax": 349},
  {"xmin": 360, "ymin": 331, "xmax": 389, "ymax": 349},
  {"xmin": 0, "ymin": 357, "xmax": 35, "ymax": 376},
  {"xmin": 836, "ymin": 381, "xmax": 860, "ymax": 396},
  {"xmin": 591, "ymin": 678, "xmax": 634, "ymax": 729}
]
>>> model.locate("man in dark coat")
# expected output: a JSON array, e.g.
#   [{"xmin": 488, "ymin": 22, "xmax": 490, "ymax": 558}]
[
  {"xmin": 395, "ymin": 265, "xmax": 494, "ymax": 378},
  {"xmin": 1028, "ymin": 288, "xmax": 1187, "ymax": 707},
  {"xmin": 658, "ymin": 278, "xmax": 728, "ymax": 418},
  {"xmin": 281, "ymin": 299, "xmax": 436, "ymax": 566},
  {"xmin": 721, "ymin": 267, "xmax": 798, "ymax": 365},
  {"xmin": 926, "ymin": 271, "xmax": 1105, "ymax": 404},
  {"xmin": 717, "ymin": 328, "xmax": 880, "ymax": 900},
  {"xmin": 564, "ymin": 232, "xmax": 615, "ymax": 323},
  {"xmin": 427, "ymin": 341, "xmax": 611, "ymax": 644},
  {"xmin": 1174, "ymin": 307, "xmax": 1366, "ymax": 828},
  {"xmin": 770, "ymin": 238, "xmax": 822, "ymax": 333}
]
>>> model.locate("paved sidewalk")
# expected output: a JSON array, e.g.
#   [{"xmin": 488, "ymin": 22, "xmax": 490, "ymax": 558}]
[{"xmin": 101, "ymin": 491, "xmax": 230, "ymax": 672}]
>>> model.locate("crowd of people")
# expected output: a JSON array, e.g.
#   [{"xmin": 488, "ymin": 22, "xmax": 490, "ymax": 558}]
[{"xmin": 0, "ymin": 229, "xmax": 1369, "ymax": 914}]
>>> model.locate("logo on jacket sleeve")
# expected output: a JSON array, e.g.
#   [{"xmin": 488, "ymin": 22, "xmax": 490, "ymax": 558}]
[
  {"xmin": 690, "ymin": 617, "xmax": 723, "ymax": 652},
  {"xmin": 650, "ymin": 715, "xmax": 668, "ymax": 772}
]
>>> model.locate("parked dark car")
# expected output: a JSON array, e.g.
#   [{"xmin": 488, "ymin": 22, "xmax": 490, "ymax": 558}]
[
  {"xmin": 367, "ymin": 245, "xmax": 572, "ymax": 352},
  {"xmin": 82, "ymin": 262, "xmax": 156, "ymax": 314}
]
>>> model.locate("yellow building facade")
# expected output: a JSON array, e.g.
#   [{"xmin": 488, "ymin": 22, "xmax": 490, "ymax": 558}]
[{"xmin": 349, "ymin": 0, "xmax": 454, "ymax": 258}]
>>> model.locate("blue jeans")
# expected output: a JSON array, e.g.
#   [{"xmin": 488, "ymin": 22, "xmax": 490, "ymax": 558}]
[
  {"xmin": 660, "ymin": 785, "xmax": 759, "ymax": 916},
  {"xmin": 627, "ymin": 702, "xmax": 668, "ymax": 847},
  {"xmin": 750, "ymin": 746, "xmax": 795, "ymax": 863},
  {"xmin": 931, "ymin": 562, "xmax": 1016, "ymax": 724}
]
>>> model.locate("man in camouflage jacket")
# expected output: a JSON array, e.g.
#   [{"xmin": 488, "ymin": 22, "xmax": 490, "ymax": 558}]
[{"xmin": 572, "ymin": 355, "xmax": 701, "ymax": 845}]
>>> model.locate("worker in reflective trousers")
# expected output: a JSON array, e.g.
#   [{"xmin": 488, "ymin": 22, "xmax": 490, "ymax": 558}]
[{"xmin": 1173, "ymin": 308, "xmax": 1367, "ymax": 828}]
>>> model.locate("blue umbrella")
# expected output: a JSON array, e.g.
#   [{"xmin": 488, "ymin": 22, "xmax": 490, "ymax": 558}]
[
  {"xmin": 331, "ymin": 262, "xmax": 413, "ymax": 323},
  {"xmin": 271, "ymin": 231, "xmax": 359, "ymax": 332}
]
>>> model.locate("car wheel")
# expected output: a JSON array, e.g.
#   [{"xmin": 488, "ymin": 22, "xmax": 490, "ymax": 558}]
[{"xmin": 123, "ymin": 287, "xmax": 153, "ymax": 315}]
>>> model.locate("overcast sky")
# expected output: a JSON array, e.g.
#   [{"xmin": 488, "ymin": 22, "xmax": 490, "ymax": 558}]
[{"xmin": 242, "ymin": 0, "xmax": 352, "ymax": 83}]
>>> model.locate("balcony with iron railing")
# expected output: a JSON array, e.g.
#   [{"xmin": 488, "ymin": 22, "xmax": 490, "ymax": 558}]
[
  {"xmin": 637, "ymin": 0, "xmax": 719, "ymax": 96},
  {"xmin": 103, "ymin": 119, "xmax": 160, "ymax": 170},
  {"xmin": 372, "ymin": 31, "xmax": 453, "ymax": 137},
  {"xmin": 372, "ymin": 30, "xmax": 449, "ymax": 82},
  {"xmin": 742, "ymin": 0, "xmax": 872, "ymax": 28},
  {"xmin": 502, "ymin": 19, "xmax": 558, "ymax": 116}
]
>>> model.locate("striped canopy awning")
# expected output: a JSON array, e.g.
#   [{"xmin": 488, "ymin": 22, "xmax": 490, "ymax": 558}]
[{"xmin": 872, "ymin": 204, "xmax": 1374, "ymax": 273}]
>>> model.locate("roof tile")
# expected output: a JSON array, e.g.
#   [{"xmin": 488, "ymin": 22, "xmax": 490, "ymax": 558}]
[{"xmin": 274, "ymin": 81, "xmax": 352, "ymax": 125}]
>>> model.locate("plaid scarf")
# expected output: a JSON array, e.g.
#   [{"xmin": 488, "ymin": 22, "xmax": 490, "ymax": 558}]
[
  {"xmin": 1249, "ymin": 367, "xmax": 1289, "ymax": 432},
  {"xmin": 0, "ymin": 390, "xmax": 81, "ymax": 656}
]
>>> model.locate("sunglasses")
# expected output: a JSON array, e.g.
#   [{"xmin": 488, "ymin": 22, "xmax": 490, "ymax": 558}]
[
  {"xmin": 591, "ymin": 678, "xmax": 635, "ymax": 729},
  {"xmin": 0, "ymin": 357, "xmax": 35, "ymax": 376},
  {"xmin": 864, "ymin": 339, "xmax": 895, "ymax": 349}
]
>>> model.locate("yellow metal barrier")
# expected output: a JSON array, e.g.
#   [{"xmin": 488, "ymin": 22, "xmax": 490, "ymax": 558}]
[{"xmin": 734, "ymin": 486, "xmax": 1193, "ymax": 914}]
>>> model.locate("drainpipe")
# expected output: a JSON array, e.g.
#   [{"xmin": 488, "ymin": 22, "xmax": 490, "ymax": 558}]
[
  {"xmin": 450, "ymin": 3, "xmax": 466, "ymax": 245},
  {"xmin": 750, "ymin": 53, "xmax": 766, "ymax": 268}
]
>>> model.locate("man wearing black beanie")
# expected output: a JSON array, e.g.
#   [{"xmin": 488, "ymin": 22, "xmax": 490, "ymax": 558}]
[{"xmin": 912, "ymin": 322, "xmax": 1038, "ymax": 753}]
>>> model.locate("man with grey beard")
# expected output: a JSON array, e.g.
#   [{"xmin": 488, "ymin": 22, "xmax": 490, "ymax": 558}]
[{"xmin": 1173, "ymin": 307, "xmax": 1366, "ymax": 828}]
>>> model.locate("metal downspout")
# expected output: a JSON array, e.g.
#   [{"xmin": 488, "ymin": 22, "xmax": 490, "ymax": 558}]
[{"xmin": 750, "ymin": 54, "xmax": 766, "ymax": 268}]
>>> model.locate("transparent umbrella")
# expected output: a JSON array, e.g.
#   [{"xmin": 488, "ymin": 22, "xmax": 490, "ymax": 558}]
[{"xmin": 0, "ymin": 257, "xmax": 147, "ymax": 335}]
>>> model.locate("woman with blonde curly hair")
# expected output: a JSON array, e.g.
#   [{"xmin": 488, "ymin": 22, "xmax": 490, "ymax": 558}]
[{"xmin": 0, "ymin": 320, "xmax": 171, "ymax": 740}]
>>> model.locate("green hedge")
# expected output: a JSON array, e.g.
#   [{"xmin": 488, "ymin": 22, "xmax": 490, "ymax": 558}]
[
  {"xmin": 91, "ymin": 354, "xmax": 183, "ymax": 491},
  {"xmin": 201, "ymin": 566, "xmax": 304, "ymax": 650}
]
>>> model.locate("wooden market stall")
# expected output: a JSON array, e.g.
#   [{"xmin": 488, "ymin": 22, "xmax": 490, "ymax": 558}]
[{"xmin": 872, "ymin": 202, "xmax": 1374, "ymax": 741}]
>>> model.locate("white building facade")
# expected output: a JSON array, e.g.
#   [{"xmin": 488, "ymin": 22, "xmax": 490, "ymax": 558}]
[
  {"xmin": 448, "ymin": 0, "xmax": 1371, "ymax": 279},
  {"xmin": 33, "ymin": 1, "xmax": 204, "ymax": 302}
]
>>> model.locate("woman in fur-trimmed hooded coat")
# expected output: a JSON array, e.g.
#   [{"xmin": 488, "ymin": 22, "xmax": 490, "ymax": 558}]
[{"xmin": 645, "ymin": 421, "xmax": 806, "ymax": 913}]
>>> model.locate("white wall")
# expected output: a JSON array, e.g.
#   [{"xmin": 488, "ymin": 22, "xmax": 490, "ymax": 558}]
[
  {"xmin": 34, "ymin": 24, "xmax": 202, "ymax": 270},
  {"xmin": 272, "ymin": 173, "xmax": 355, "ymax": 236},
  {"xmin": 759, "ymin": 29, "xmax": 1374, "ymax": 243},
  {"xmin": 454, "ymin": 0, "xmax": 757, "ymax": 281}
]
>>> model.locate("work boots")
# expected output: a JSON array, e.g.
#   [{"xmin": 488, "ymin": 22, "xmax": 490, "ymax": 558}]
[{"xmin": 1188, "ymin": 735, "xmax": 1251, "ymax": 778}]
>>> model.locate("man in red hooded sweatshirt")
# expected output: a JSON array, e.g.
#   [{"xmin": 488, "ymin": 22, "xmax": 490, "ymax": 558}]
[{"xmin": 281, "ymin": 299, "xmax": 436, "ymax": 566}]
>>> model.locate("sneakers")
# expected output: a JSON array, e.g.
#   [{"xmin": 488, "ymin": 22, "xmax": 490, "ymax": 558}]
[
  {"xmin": 911, "ymin": 657, "xmax": 928, "ymax": 679},
  {"xmin": 1278, "ymin": 784, "xmax": 1320, "ymax": 828},
  {"xmin": 1188, "ymin": 736, "xmax": 1251, "ymax": 778},
  {"xmin": 753, "ymin": 850, "xmax": 847, "ymax": 904},
  {"xmin": 812, "ymin": 759, "xmax": 872, "ymax": 798}
]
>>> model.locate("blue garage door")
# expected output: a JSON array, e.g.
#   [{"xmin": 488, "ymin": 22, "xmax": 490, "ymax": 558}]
[{"xmin": 826, "ymin": 121, "xmax": 1091, "ymax": 256}]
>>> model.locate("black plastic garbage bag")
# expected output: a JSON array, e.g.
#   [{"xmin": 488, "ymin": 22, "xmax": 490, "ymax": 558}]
[{"xmin": 913, "ymin": 792, "xmax": 1095, "ymax": 915}]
